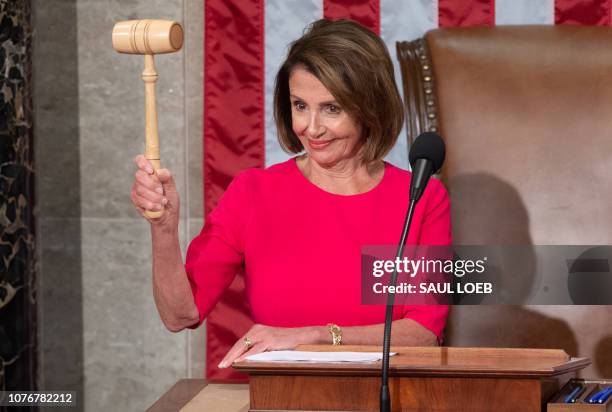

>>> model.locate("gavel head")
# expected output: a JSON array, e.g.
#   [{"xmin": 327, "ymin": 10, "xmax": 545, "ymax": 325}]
[{"xmin": 112, "ymin": 19, "xmax": 183, "ymax": 54}]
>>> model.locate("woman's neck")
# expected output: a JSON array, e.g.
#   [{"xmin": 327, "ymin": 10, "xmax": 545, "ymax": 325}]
[{"xmin": 296, "ymin": 154, "xmax": 385, "ymax": 195}]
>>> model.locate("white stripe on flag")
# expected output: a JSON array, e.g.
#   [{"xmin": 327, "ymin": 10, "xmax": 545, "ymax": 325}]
[
  {"xmin": 265, "ymin": 0, "xmax": 323, "ymax": 167},
  {"xmin": 495, "ymin": 0, "xmax": 555, "ymax": 25},
  {"xmin": 381, "ymin": 0, "xmax": 438, "ymax": 169}
]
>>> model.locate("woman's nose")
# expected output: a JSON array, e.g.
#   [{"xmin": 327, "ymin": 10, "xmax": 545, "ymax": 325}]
[{"xmin": 306, "ymin": 113, "xmax": 325, "ymax": 138}]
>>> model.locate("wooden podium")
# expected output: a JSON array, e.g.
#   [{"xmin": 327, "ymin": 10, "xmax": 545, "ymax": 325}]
[{"xmin": 233, "ymin": 345, "xmax": 589, "ymax": 412}]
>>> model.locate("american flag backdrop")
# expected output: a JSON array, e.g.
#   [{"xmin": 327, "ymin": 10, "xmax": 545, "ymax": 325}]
[{"xmin": 203, "ymin": 0, "xmax": 611, "ymax": 381}]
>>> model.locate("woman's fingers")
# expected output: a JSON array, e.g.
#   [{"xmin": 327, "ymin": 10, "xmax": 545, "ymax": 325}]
[
  {"xmin": 218, "ymin": 337, "xmax": 253, "ymax": 368},
  {"xmin": 216, "ymin": 325, "xmax": 326, "ymax": 370},
  {"xmin": 134, "ymin": 171, "xmax": 164, "ymax": 201},
  {"xmin": 217, "ymin": 325, "xmax": 311, "ymax": 368},
  {"xmin": 131, "ymin": 161, "xmax": 168, "ymax": 212},
  {"xmin": 133, "ymin": 154, "xmax": 154, "ymax": 174},
  {"xmin": 132, "ymin": 185, "xmax": 165, "ymax": 211},
  {"xmin": 130, "ymin": 154, "xmax": 180, "ymax": 226},
  {"xmin": 134, "ymin": 169, "xmax": 161, "ymax": 191},
  {"xmin": 235, "ymin": 342, "xmax": 268, "ymax": 363},
  {"xmin": 218, "ymin": 325, "xmax": 268, "ymax": 368},
  {"xmin": 129, "ymin": 190, "xmax": 147, "ymax": 213},
  {"xmin": 132, "ymin": 190, "xmax": 164, "ymax": 211}
]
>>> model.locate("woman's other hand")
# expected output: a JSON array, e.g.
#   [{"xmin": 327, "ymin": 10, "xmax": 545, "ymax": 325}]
[
  {"xmin": 131, "ymin": 154, "xmax": 180, "ymax": 227},
  {"xmin": 218, "ymin": 324, "xmax": 326, "ymax": 368}
]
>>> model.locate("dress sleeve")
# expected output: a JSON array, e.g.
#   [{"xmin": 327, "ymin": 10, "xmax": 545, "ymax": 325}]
[
  {"xmin": 184, "ymin": 171, "xmax": 252, "ymax": 328},
  {"xmin": 401, "ymin": 178, "xmax": 452, "ymax": 342}
]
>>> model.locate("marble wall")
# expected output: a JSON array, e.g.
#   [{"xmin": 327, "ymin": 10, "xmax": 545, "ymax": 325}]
[
  {"xmin": 0, "ymin": 0, "xmax": 37, "ymax": 404},
  {"xmin": 34, "ymin": 0, "xmax": 204, "ymax": 410}
]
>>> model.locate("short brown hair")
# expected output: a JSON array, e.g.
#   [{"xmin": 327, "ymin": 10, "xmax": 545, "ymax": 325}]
[{"xmin": 274, "ymin": 19, "xmax": 404, "ymax": 163}]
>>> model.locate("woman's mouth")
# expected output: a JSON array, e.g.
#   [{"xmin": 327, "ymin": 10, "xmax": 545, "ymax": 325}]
[{"xmin": 308, "ymin": 138, "xmax": 334, "ymax": 150}]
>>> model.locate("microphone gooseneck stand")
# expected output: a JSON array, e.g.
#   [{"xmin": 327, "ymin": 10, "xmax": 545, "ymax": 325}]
[
  {"xmin": 379, "ymin": 199, "xmax": 416, "ymax": 412},
  {"xmin": 380, "ymin": 159, "xmax": 433, "ymax": 412}
]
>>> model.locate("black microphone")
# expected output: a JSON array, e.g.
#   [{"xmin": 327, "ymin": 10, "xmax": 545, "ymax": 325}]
[
  {"xmin": 379, "ymin": 132, "xmax": 446, "ymax": 412},
  {"xmin": 408, "ymin": 132, "xmax": 446, "ymax": 201}
]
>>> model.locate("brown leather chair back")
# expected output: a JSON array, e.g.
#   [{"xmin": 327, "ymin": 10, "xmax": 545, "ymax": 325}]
[{"xmin": 397, "ymin": 26, "xmax": 612, "ymax": 378}]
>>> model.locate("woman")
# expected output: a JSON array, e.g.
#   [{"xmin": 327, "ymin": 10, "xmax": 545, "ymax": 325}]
[{"xmin": 131, "ymin": 19, "xmax": 451, "ymax": 370}]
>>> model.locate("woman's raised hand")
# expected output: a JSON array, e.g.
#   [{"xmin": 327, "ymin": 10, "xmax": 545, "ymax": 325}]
[{"xmin": 131, "ymin": 154, "xmax": 180, "ymax": 227}]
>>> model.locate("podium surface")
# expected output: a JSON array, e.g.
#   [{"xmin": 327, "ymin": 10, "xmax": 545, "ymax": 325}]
[
  {"xmin": 233, "ymin": 345, "xmax": 589, "ymax": 412},
  {"xmin": 147, "ymin": 380, "xmax": 249, "ymax": 412}
]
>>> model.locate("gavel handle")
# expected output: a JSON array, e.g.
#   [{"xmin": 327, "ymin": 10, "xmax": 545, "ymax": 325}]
[{"xmin": 142, "ymin": 54, "xmax": 164, "ymax": 219}]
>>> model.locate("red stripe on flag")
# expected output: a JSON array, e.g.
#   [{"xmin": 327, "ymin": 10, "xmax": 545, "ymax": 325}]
[
  {"xmin": 323, "ymin": 0, "xmax": 380, "ymax": 34},
  {"xmin": 204, "ymin": 0, "xmax": 264, "ymax": 381},
  {"xmin": 555, "ymin": 0, "xmax": 611, "ymax": 25},
  {"xmin": 438, "ymin": 0, "xmax": 495, "ymax": 27}
]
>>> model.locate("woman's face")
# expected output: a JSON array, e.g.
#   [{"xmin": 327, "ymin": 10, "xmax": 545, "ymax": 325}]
[{"xmin": 289, "ymin": 66, "xmax": 363, "ymax": 167}]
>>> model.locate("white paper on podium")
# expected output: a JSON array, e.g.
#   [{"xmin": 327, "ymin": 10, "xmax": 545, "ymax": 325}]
[{"xmin": 245, "ymin": 351, "xmax": 397, "ymax": 363}]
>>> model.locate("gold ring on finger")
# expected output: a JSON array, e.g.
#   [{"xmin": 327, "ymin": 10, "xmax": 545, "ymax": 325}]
[{"xmin": 243, "ymin": 337, "xmax": 253, "ymax": 348}]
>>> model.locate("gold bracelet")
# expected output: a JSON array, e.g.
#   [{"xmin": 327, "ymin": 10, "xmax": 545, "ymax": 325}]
[{"xmin": 327, "ymin": 323, "xmax": 342, "ymax": 346}]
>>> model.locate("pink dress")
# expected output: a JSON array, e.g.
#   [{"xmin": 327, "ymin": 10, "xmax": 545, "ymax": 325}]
[{"xmin": 185, "ymin": 158, "xmax": 452, "ymax": 339}]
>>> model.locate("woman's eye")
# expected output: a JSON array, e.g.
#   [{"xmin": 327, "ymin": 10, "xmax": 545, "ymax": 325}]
[
  {"xmin": 326, "ymin": 104, "xmax": 340, "ymax": 114},
  {"xmin": 293, "ymin": 101, "xmax": 306, "ymax": 111}
]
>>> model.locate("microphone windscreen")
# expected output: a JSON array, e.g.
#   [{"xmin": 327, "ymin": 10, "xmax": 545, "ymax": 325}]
[{"xmin": 408, "ymin": 132, "xmax": 446, "ymax": 172}]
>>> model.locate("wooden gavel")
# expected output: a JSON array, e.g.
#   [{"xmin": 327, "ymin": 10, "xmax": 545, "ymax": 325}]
[{"xmin": 112, "ymin": 19, "xmax": 183, "ymax": 218}]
